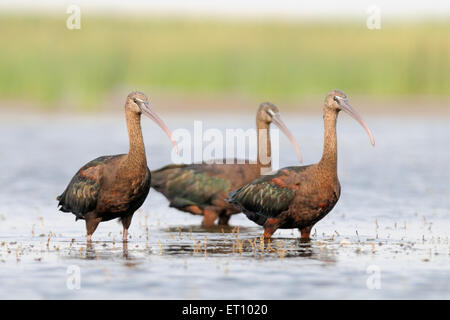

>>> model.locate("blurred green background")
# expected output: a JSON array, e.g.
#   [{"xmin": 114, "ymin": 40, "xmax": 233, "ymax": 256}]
[{"xmin": 0, "ymin": 14, "xmax": 449, "ymax": 111}]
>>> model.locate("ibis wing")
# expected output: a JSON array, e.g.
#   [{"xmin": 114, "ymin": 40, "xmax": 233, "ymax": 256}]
[
  {"xmin": 57, "ymin": 155, "xmax": 119, "ymax": 218},
  {"xmin": 228, "ymin": 180, "xmax": 295, "ymax": 218},
  {"xmin": 228, "ymin": 166, "xmax": 309, "ymax": 222},
  {"xmin": 151, "ymin": 164, "xmax": 231, "ymax": 209}
]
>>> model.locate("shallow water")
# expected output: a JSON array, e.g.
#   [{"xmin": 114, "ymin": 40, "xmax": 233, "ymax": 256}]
[{"xmin": 0, "ymin": 112, "xmax": 449, "ymax": 299}]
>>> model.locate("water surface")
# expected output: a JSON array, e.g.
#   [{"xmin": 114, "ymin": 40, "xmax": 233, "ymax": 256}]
[{"xmin": 0, "ymin": 113, "xmax": 448, "ymax": 299}]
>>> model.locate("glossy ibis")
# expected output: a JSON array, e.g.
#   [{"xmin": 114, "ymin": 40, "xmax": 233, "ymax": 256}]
[
  {"xmin": 57, "ymin": 92, "xmax": 177, "ymax": 242},
  {"xmin": 151, "ymin": 102, "xmax": 302, "ymax": 227},
  {"xmin": 228, "ymin": 90, "xmax": 375, "ymax": 240}
]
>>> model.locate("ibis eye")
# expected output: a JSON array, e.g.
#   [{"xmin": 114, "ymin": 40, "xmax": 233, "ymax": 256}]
[
  {"xmin": 333, "ymin": 96, "xmax": 339, "ymax": 102},
  {"xmin": 267, "ymin": 109, "xmax": 276, "ymax": 117},
  {"xmin": 133, "ymin": 98, "xmax": 137, "ymax": 103}
]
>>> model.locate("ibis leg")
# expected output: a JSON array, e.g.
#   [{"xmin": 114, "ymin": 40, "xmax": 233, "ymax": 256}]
[
  {"xmin": 263, "ymin": 217, "xmax": 279, "ymax": 239},
  {"xmin": 218, "ymin": 213, "xmax": 231, "ymax": 226},
  {"xmin": 201, "ymin": 208, "xmax": 218, "ymax": 227},
  {"xmin": 122, "ymin": 242, "xmax": 129, "ymax": 259},
  {"xmin": 121, "ymin": 214, "xmax": 133, "ymax": 242},
  {"xmin": 85, "ymin": 216, "xmax": 101, "ymax": 242},
  {"xmin": 299, "ymin": 226, "xmax": 312, "ymax": 240},
  {"xmin": 263, "ymin": 227, "xmax": 276, "ymax": 239}
]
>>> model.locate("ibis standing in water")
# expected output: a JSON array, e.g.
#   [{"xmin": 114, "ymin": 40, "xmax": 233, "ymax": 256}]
[
  {"xmin": 228, "ymin": 90, "xmax": 375, "ymax": 240},
  {"xmin": 151, "ymin": 103, "xmax": 302, "ymax": 227},
  {"xmin": 57, "ymin": 92, "xmax": 177, "ymax": 242}
]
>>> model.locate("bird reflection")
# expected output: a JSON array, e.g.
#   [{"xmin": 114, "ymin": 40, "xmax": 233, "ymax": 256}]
[
  {"xmin": 160, "ymin": 230, "xmax": 336, "ymax": 263},
  {"xmin": 63, "ymin": 227, "xmax": 336, "ymax": 265},
  {"xmin": 77, "ymin": 240, "xmax": 134, "ymax": 261}
]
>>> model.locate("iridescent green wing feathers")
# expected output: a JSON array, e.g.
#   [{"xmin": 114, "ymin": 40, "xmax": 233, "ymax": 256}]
[
  {"xmin": 57, "ymin": 155, "xmax": 119, "ymax": 218},
  {"xmin": 229, "ymin": 181, "xmax": 295, "ymax": 217},
  {"xmin": 151, "ymin": 164, "xmax": 231, "ymax": 209},
  {"xmin": 228, "ymin": 166, "xmax": 308, "ymax": 218}
]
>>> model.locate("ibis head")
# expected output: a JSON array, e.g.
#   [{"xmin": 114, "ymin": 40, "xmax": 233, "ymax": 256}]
[
  {"xmin": 257, "ymin": 102, "xmax": 302, "ymax": 163},
  {"xmin": 324, "ymin": 90, "xmax": 375, "ymax": 146},
  {"xmin": 126, "ymin": 91, "xmax": 178, "ymax": 152}
]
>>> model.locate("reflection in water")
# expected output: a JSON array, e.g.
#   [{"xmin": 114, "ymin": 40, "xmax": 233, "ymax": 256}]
[
  {"xmin": 67, "ymin": 240, "xmax": 136, "ymax": 262},
  {"xmin": 175, "ymin": 224, "xmax": 256, "ymax": 234},
  {"xmin": 59, "ymin": 229, "xmax": 336, "ymax": 265},
  {"xmin": 84, "ymin": 242, "xmax": 97, "ymax": 260},
  {"xmin": 161, "ymin": 228, "xmax": 337, "ymax": 264}
]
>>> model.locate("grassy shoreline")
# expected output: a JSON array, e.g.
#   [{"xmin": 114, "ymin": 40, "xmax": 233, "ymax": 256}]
[
  {"xmin": 1, "ymin": 95, "xmax": 449, "ymax": 117},
  {"xmin": 0, "ymin": 15, "xmax": 449, "ymax": 111}
]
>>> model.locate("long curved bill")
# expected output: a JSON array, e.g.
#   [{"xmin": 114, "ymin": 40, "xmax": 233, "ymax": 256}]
[
  {"xmin": 271, "ymin": 113, "xmax": 303, "ymax": 163},
  {"xmin": 337, "ymin": 97, "xmax": 375, "ymax": 146},
  {"xmin": 141, "ymin": 103, "xmax": 178, "ymax": 154}
]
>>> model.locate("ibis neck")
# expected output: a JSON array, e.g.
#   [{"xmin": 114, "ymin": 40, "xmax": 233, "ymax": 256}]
[
  {"xmin": 125, "ymin": 109, "xmax": 147, "ymax": 169},
  {"xmin": 256, "ymin": 119, "xmax": 271, "ymax": 173},
  {"xmin": 319, "ymin": 109, "xmax": 338, "ymax": 172}
]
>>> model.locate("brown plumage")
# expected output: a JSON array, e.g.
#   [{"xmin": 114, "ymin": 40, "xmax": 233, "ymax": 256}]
[
  {"xmin": 228, "ymin": 90, "xmax": 375, "ymax": 240},
  {"xmin": 151, "ymin": 102, "xmax": 302, "ymax": 227},
  {"xmin": 57, "ymin": 92, "xmax": 176, "ymax": 242}
]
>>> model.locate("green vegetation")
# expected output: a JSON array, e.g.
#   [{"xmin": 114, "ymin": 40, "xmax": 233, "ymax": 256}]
[{"xmin": 0, "ymin": 15, "xmax": 449, "ymax": 110}]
